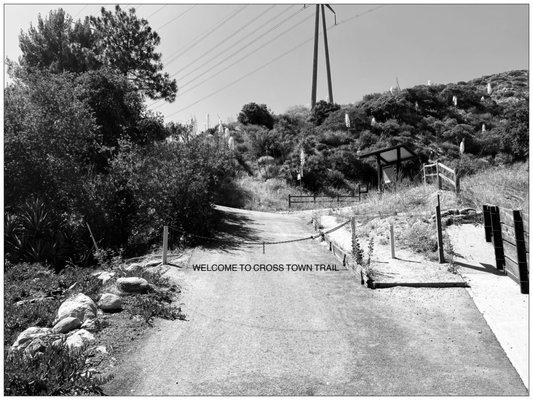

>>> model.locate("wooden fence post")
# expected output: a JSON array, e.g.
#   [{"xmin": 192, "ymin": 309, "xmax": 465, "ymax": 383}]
[
  {"xmin": 454, "ymin": 173, "xmax": 460, "ymax": 194},
  {"xmin": 162, "ymin": 226, "xmax": 169, "ymax": 265},
  {"xmin": 489, "ymin": 206, "xmax": 505, "ymax": 270},
  {"xmin": 390, "ymin": 222, "xmax": 395, "ymax": 259},
  {"xmin": 435, "ymin": 195, "xmax": 445, "ymax": 263},
  {"xmin": 482, "ymin": 205, "xmax": 492, "ymax": 242},
  {"xmin": 288, "ymin": 195, "xmax": 291, "ymax": 209},
  {"xmin": 351, "ymin": 217, "xmax": 356, "ymax": 258},
  {"xmin": 423, "ymin": 165, "xmax": 427, "ymax": 185},
  {"xmin": 513, "ymin": 210, "xmax": 529, "ymax": 294},
  {"xmin": 436, "ymin": 163, "xmax": 442, "ymax": 190}
]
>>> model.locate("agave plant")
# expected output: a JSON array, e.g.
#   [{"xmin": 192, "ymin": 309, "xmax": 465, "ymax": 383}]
[{"xmin": 5, "ymin": 198, "xmax": 71, "ymax": 269}]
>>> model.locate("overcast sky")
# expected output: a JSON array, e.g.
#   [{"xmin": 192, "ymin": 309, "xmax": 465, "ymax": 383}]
[{"xmin": 4, "ymin": 3, "xmax": 528, "ymax": 125}]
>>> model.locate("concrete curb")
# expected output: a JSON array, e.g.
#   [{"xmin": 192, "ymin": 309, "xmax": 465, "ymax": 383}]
[
  {"xmin": 312, "ymin": 216, "xmax": 471, "ymax": 290},
  {"xmin": 369, "ymin": 281, "xmax": 469, "ymax": 289}
]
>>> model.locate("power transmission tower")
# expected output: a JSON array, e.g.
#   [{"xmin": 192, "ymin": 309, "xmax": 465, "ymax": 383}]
[{"xmin": 310, "ymin": 4, "xmax": 336, "ymax": 108}]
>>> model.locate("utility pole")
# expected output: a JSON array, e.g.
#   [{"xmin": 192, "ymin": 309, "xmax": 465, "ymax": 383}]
[
  {"xmin": 321, "ymin": 4, "xmax": 333, "ymax": 104},
  {"xmin": 310, "ymin": 4, "xmax": 336, "ymax": 109},
  {"xmin": 310, "ymin": 4, "xmax": 320, "ymax": 109}
]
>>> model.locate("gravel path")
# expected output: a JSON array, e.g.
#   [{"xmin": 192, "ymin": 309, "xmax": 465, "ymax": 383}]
[{"xmin": 105, "ymin": 206, "xmax": 527, "ymax": 395}]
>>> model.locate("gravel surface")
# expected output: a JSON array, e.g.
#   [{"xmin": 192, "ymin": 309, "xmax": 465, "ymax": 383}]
[{"xmin": 104, "ymin": 206, "xmax": 527, "ymax": 395}]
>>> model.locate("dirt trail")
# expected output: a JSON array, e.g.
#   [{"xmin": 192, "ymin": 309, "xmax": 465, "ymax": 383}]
[{"xmin": 105, "ymin": 206, "xmax": 526, "ymax": 395}]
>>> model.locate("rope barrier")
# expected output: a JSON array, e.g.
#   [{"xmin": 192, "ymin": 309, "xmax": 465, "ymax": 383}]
[{"xmin": 166, "ymin": 218, "xmax": 352, "ymax": 247}]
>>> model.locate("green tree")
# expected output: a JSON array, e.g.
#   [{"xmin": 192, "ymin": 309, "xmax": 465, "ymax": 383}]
[
  {"xmin": 18, "ymin": 9, "xmax": 99, "ymax": 73},
  {"xmin": 237, "ymin": 102, "xmax": 274, "ymax": 129},
  {"xmin": 18, "ymin": 6, "xmax": 177, "ymax": 101},
  {"xmin": 4, "ymin": 69, "xmax": 98, "ymax": 210},
  {"xmin": 90, "ymin": 6, "xmax": 177, "ymax": 101}
]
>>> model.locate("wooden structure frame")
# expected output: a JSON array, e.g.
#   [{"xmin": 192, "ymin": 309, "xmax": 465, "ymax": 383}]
[
  {"xmin": 358, "ymin": 144, "xmax": 418, "ymax": 191},
  {"xmin": 423, "ymin": 162, "xmax": 460, "ymax": 194}
]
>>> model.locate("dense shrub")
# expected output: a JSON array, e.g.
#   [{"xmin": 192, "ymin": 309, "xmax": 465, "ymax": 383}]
[
  {"xmin": 5, "ymin": 342, "xmax": 109, "ymax": 395},
  {"xmin": 310, "ymin": 100, "xmax": 341, "ymax": 126},
  {"xmin": 106, "ymin": 138, "xmax": 234, "ymax": 252},
  {"xmin": 238, "ymin": 102, "xmax": 274, "ymax": 129}
]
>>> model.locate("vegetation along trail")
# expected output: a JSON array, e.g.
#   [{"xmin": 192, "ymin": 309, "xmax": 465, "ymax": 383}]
[{"xmin": 105, "ymin": 206, "xmax": 526, "ymax": 396}]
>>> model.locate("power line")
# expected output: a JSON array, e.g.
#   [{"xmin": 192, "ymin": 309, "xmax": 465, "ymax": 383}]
[
  {"xmin": 163, "ymin": 5, "xmax": 386, "ymax": 118},
  {"xmin": 166, "ymin": 38, "xmax": 314, "ymax": 117},
  {"xmin": 148, "ymin": 5, "xmax": 286, "ymax": 109},
  {"xmin": 146, "ymin": 5, "xmax": 251, "ymax": 108},
  {"xmin": 156, "ymin": 5, "xmax": 197, "ymax": 31},
  {"xmin": 73, "ymin": 5, "xmax": 88, "ymax": 18},
  {"xmin": 148, "ymin": 5, "xmax": 167, "ymax": 19},
  {"xmin": 171, "ymin": 5, "xmax": 277, "ymax": 79},
  {"xmin": 162, "ymin": 5, "xmax": 248, "ymax": 66},
  {"xmin": 173, "ymin": 5, "xmax": 302, "ymax": 82},
  {"xmin": 175, "ymin": 11, "xmax": 315, "ymax": 98}
]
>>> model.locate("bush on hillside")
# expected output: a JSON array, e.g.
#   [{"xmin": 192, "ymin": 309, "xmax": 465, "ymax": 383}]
[
  {"xmin": 238, "ymin": 102, "xmax": 274, "ymax": 129},
  {"xmin": 310, "ymin": 100, "xmax": 341, "ymax": 126}
]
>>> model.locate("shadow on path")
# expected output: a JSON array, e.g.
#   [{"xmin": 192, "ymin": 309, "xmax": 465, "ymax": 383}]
[
  {"xmin": 190, "ymin": 209, "xmax": 262, "ymax": 251},
  {"xmin": 456, "ymin": 261, "xmax": 506, "ymax": 276}
]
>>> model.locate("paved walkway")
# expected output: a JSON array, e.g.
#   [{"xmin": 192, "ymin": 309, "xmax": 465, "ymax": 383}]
[
  {"xmin": 105, "ymin": 207, "xmax": 527, "ymax": 395},
  {"xmin": 448, "ymin": 223, "xmax": 529, "ymax": 389}
]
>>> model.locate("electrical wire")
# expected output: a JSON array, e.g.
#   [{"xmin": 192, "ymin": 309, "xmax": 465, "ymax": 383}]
[
  {"xmin": 149, "ymin": 5, "xmax": 306, "ymax": 109},
  {"xmin": 156, "ymin": 5, "xmax": 197, "ymax": 31},
  {"xmin": 73, "ymin": 5, "xmax": 88, "ymax": 18},
  {"xmin": 173, "ymin": 5, "xmax": 304, "ymax": 83},
  {"xmin": 165, "ymin": 36, "xmax": 315, "ymax": 117},
  {"xmin": 148, "ymin": 5, "xmax": 281, "ymax": 109},
  {"xmin": 176, "ymin": 11, "xmax": 315, "ymax": 97},
  {"xmin": 148, "ymin": 5, "xmax": 167, "ymax": 19},
  {"xmin": 162, "ymin": 5, "xmax": 249, "ymax": 66},
  {"xmin": 162, "ymin": 5, "xmax": 386, "ymax": 118},
  {"xmin": 171, "ymin": 5, "xmax": 277, "ymax": 79}
]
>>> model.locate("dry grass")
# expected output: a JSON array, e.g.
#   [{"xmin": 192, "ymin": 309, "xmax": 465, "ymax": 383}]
[
  {"xmin": 224, "ymin": 174, "xmax": 360, "ymax": 211},
  {"xmin": 330, "ymin": 163, "xmax": 529, "ymax": 219},
  {"xmin": 459, "ymin": 162, "xmax": 528, "ymax": 211},
  {"xmin": 222, "ymin": 163, "xmax": 528, "ymax": 214}
]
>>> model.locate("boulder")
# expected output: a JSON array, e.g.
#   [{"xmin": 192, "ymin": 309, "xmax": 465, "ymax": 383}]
[
  {"xmin": 98, "ymin": 293, "xmax": 123, "ymax": 311},
  {"xmin": 55, "ymin": 293, "xmax": 97, "ymax": 324},
  {"xmin": 81, "ymin": 319, "xmax": 97, "ymax": 332},
  {"xmin": 123, "ymin": 262, "xmax": 142, "ymax": 272},
  {"xmin": 25, "ymin": 338, "xmax": 47, "ymax": 356},
  {"xmin": 91, "ymin": 270, "xmax": 115, "ymax": 285},
  {"xmin": 11, "ymin": 327, "xmax": 52, "ymax": 353},
  {"xmin": 144, "ymin": 259, "xmax": 162, "ymax": 268},
  {"xmin": 117, "ymin": 277, "xmax": 150, "ymax": 294},
  {"xmin": 65, "ymin": 329, "xmax": 95, "ymax": 351},
  {"xmin": 95, "ymin": 345, "xmax": 107, "ymax": 354},
  {"xmin": 52, "ymin": 316, "xmax": 82, "ymax": 333}
]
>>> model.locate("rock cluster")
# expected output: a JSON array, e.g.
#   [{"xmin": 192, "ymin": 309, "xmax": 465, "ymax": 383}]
[{"xmin": 9, "ymin": 264, "xmax": 162, "ymax": 357}]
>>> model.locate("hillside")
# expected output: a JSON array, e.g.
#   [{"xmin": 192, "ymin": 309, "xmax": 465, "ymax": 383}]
[{"xmin": 224, "ymin": 69, "xmax": 528, "ymax": 195}]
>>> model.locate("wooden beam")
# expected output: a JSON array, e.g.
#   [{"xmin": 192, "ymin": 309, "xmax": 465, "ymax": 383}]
[
  {"xmin": 396, "ymin": 146, "xmax": 401, "ymax": 182},
  {"xmin": 376, "ymin": 155, "xmax": 382, "ymax": 192}
]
